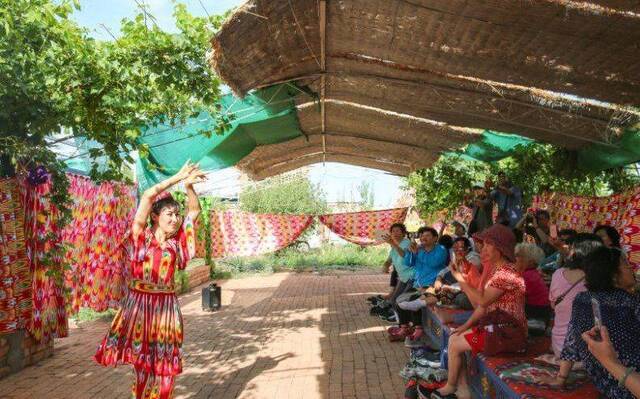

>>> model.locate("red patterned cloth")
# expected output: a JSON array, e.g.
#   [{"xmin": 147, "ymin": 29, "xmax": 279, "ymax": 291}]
[
  {"xmin": 209, "ymin": 211, "xmax": 313, "ymax": 258},
  {"xmin": 532, "ymin": 187, "xmax": 640, "ymax": 267},
  {"xmin": 318, "ymin": 208, "xmax": 409, "ymax": 246},
  {"xmin": 20, "ymin": 177, "xmax": 68, "ymax": 342},
  {"xmin": 61, "ymin": 174, "xmax": 136, "ymax": 314},
  {"xmin": 0, "ymin": 178, "xmax": 31, "ymax": 334},
  {"xmin": 484, "ymin": 263, "xmax": 527, "ymax": 332}
]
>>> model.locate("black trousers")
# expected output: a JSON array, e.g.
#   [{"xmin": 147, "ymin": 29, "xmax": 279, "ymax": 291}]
[{"xmin": 395, "ymin": 289, "xmax": 422, "ymax": 325}]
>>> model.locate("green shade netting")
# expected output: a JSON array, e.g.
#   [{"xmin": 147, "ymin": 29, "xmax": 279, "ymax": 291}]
[
  {"xmin": 577, "ymin": 128, "xmax": 640, "ymax": 172},
  {"xmin": 450, "ymin": 128, "xmax": 640, "ymax": 172},
  {"xmin": 452, "ymin": 131, "xmax": 535, "ymax": 163},
  {"xmin": 135, "ymin": 84, "xmax": 305, "ymax": 191}
]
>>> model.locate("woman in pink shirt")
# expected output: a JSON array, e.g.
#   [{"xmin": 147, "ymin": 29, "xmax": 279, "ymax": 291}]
[{"xmin": 549, "ymin": 233, "xmax": 602, "ymax": 358}]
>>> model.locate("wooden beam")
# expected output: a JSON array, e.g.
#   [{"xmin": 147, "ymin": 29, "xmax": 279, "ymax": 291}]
[{"xmin": 319, "ymin": 0, "xmax": 327, "ymax": 163}]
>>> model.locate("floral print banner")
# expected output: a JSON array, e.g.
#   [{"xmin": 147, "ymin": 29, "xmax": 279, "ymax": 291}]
[
  {"xmin": 532, "ymin": 187, "xmax": 640, "ymax": 267},
  {"xmin": 318, "ymin": 208, "xmax": 409, "ymax": 246},
  {"xmin": 209, "ymin": 211, "xmax": 313, "ymax": 258}
]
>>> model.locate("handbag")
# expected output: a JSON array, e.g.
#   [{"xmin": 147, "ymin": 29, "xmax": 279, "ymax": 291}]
[
  {"xmin": 478, "ymin": 309, "xmax": 527, "ymax": 356},
  {"xmin": 553, "ymin": 276, "xmax": 585, "ymax": 307}
]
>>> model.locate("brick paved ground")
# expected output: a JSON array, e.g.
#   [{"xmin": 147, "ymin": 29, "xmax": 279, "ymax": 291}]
[{"xmin": 0, "ymin": 272, "xmax": 408, "ymax": 399}]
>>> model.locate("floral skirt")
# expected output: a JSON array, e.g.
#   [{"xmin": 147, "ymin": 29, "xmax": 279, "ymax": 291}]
[{"xmin": 94, "ymin": 286, "xmax": 183, "ymax": 376}]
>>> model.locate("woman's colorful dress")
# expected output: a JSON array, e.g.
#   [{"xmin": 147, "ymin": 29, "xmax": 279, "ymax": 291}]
[{"xmin": 94, "ymin": 215, "xmax": 195, "ymax": 399}]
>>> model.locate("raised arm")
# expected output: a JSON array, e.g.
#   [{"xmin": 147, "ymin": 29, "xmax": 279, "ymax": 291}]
[
  {"xmin": 131, "ymin": 160, "xmax": 197, "ymax": 238},
  {"xmin": 183, "ymin": 167, "xmax": 207, "ymax": 222}
]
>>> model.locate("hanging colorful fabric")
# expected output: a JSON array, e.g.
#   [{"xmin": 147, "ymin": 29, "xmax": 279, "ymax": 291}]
[
  {"xmin": 531, "ymin": 187, "xmax": 640, "ymax": 267},
  {"xmin": 318, "ymin": 208, "xmax": 409, "ymax": 246},
  {"xmin": 61, "ymin": 174, "xmax": 136, "ymax": 315},
  {"xmin": 209, "ymin": 211, "xmax": 313, "ymax": 258},
  {"xmin": 0, "ymin": 178, "xmax": 31, "ymax": 333},
  {"xmin": 20, "ymin": 176, "xmax": 68, "ymax": 342}
]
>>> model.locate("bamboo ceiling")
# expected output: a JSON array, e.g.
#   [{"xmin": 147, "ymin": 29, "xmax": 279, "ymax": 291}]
[{"xmin": 210, "ymin": 0, "xmax": 640, "ymax": 179}]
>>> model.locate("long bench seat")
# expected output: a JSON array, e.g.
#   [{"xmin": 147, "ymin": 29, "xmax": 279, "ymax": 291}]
[{"xmin": 422, "ymin": 306, "xmax": 600, "ymax": 399}]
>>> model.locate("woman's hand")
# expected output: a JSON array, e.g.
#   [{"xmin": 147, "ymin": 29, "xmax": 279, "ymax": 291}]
[
  {"xmin": 451, "ymin": 269, "xmax": 466, "ymax": 283},
  {"xmin": 582, "ymin": 326, "xmax": 618, "ymax": 367},
  {"xmin": 434, "ymin": 279, "xmax": 443, "ymax": 292},
  {"xmin": 408, "ymin": 241, "xmax": 418, "ymax": 254},
  {"xmin": 382, "ymin": 234, "xmax": 395, "ymax": 245},
  {"xmin": 184, "ymin": 167, "xmax": 207, "ymax": 187},
  {"xmin": 175, "ymin": 159, "xmax": 198, "ymax": 181}
]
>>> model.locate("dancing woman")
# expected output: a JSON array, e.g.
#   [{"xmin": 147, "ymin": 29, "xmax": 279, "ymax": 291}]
[{"xmin": 94, "ymin": 161, "xmax": 206, "ymax": 399}]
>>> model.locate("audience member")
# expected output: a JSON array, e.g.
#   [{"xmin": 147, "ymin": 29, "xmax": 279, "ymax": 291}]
[
  {"xmin": 490, "ymin": 172, "xmax": 523, "ymax": 228},
  {"xmin": 594, "ymin": 225, "xmax": 622, "ymax": 249},
  {"xmin": 554, "ymin": 247, "xmax": 639, "ymax": 399},
  {"xmin": 452, "ymin": 222, "xmax": 467, "ymax": 240},
  {"xmin": 514, "ymin": 243, "xmax": 551, "ymax": 323},
  {"xmin": 467, "ymin": 186, "xmax": 493, "ymax": 236},
  {"xmin": 389, "ymin": 227, "xmax": 447, "ymax": 343},
  {"xmin": 516, "ymin": 210, "xmax": 556, "ymax": 257},
  {"xmin": 549, "ymin": 233, "xmax": 603, "ymax": 358},
  {"xmin": 433, "ymin": 224, "xmax": 525, "ymax": 399},
  {"xmin": 404, "ymin": 237, "xmax": 480, "ymax": 312},
  {"xmin": 375, "ymin": 224, "xmax": 413, "ymax": 320},
  {"xmin": 582, "ymin": 326, "xmax": 640, "ymax": 398}
]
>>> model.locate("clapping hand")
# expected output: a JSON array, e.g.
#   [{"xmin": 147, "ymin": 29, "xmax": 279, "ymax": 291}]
[{"xmin": 408, "ymin": 241, "xmax": 419, "ymax": 254}]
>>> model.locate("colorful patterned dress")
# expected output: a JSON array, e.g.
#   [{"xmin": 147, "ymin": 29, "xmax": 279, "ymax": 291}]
[{"xmin": 94, "ymin": 215, "xmax": 195, "ymax": 399}]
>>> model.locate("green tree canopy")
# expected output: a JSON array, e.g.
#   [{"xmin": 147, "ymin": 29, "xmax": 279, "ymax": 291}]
[
  {"xmin": 407, "ymin": 144, "xmax": 640, "ymax": 219},
  {"xmin": 0, "ymin": 0, "xmax": 229, "ymax": 205},
  {"xmin": 239, "ymin": 175, "xmax": 328, "ymax": 215}
]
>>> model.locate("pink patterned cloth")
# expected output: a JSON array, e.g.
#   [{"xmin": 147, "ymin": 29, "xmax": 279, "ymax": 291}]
[
  {"xmin": 209, "ymin": 211, "xmax": 313, "ymax": 258},
  {"xmin": 532, "ymin": 187, "xmax": 640, "ymax": 267},
  {"xmin": 318, "ymin": 208, "xmax": 409, "ymax": 246}
]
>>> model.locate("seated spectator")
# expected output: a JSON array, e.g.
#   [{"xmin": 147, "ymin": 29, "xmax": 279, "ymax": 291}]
[
  {"xmin": 582, "ymin": 325, "xmax": 640, "ymax": 398},
  {"xmin": 373, "ymin": 224, "xmax": 413, "ymax": 320},
  {"xmin": 549, "ymin": 233, "xmax": 603, "ymax": 358},
  {"xmin": 403, "ymin": 237, "xmax": 480, "ymax": 312},
  {"xmin": 389, "ymin": 227, "xmax": 447, "ymax": 343},
  {"xmin": 439, "ymin": 234, "xmax": 454, "ymax": 265},
  {"xmin": 452, "ymin": 222, "xmax": 467, "ymax": 240},
  {"xmin": 541, "ymin": 228, "xmax": 579, "ymax": 273},
  {"xmin": 433, "ymin": 224, "xmax": 525, "ymax": 399},
  {"xmin": 594, "ymin": 224, "xmax": 622, "ymax": 249},
  {"xmin": 516, "ymin": 209, "xmax": 556, "ymax": 257},
  {"xmin": 553, "ymin": 246, "xmax": 639, "ymax": 399},
  {"xmin": 514, "ymin": 243, "xmax": 551, "ymax": 323}
]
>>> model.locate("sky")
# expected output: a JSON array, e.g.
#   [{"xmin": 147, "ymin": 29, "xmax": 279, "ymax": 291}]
[{"xmin": 71, "ymin": 0, "xmax": 405, "ymax": 209}]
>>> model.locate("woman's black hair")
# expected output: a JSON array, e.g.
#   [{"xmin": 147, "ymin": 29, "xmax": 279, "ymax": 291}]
[
  {"xmin": 583, "ymin": 246, "xmax": 623, "ymax": 292},
  {"xmin": 593, "ymin": 225, "xmax": 621, "ymax": 248},
  {"xmin": 565, "ymin": 233, "xmax": 603, "ymax": 270},
  {"xmin": 558, "ymin": 229, "xmax": 578, "ymax": 242},
  {"xmin": 453, "ymin": 236, "xmax": 472, "ymax": 251},
  {"xmin": 389, "ymin": 223, "xmax": 407, "ymax": 235},
  {"xmin": 438, "ymin": 234, "xmax": 454, "ymax": 250},
  {"xmin": 151, "ymin": 197, "xmax": 181, "ymax": 216}
]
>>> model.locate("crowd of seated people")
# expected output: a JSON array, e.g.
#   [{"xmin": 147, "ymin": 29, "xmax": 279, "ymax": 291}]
[{"xmin": 367, "ymin": 171, "xmax": 639, "ymax": 399}]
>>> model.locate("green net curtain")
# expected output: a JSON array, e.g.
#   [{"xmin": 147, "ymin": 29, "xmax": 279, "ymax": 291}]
[{"xmin": 136, "ymin": 84, "xmax": 305, "ymax": 191}]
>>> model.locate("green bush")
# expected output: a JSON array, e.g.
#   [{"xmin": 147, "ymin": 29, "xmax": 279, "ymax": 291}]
[{"xmin": 213, "ymin": 244, "xmax": 388, "ymax": 277}]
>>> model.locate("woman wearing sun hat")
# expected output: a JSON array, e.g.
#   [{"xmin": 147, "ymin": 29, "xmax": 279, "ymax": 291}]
[{"xmin": 432, "ymin": 224, "xmax": 526, "ymax": 399}]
